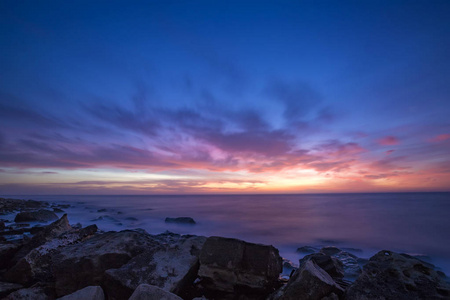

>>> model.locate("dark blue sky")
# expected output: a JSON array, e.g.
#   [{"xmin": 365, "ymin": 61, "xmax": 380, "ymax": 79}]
[{"xmin": 1, "ymin": 1, "xmax": 449, "ymax": 194}]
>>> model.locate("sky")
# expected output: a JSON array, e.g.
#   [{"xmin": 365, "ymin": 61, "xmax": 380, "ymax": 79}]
[{"xmin": 0, "ymin": 0, "xmax": 449, "ymax": 194}]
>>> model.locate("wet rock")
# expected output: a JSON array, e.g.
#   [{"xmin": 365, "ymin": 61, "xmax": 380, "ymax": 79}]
[
  {"xmin": 0, "ymin": 198, "xmax": 47, "ymax": 214},
  {"xmin": 53, "ymin": 208, "xmax": 65, "ymax": 213},
  {"xmin": 281, "ymin": 259, "xmax": 297, "ymax": 281},
  {"xmin": 296, "ymin": 246, "xmax": 319, "ymax": 254},
  {"xmin": 345, "ymin": 250, "xmax": 450, "ymax": 300},
  {"xmin": 0, "ymin": 282, "xmax": 23, "ymax": 298},
  {"xmin": 270, "ymin": 259, "xmax": 344, "ymax": 300},
  {"xmin": 198, "ymin": 236, "xmax": 282, "ymax": 296},
  {"xmin": 56, "ymin": 286, "xmax": 105, "ymax": 300},
  {"xmin": 103, "ymin": 234, "xmax": 206, "ymax": 300},
  {"xmin": 128, "ymin": 284, "xmax": 183, "ymax": 300},
  {"xmin": 52, "ymin": 229, "xmax": 157, "ymax": 297},
  {"xmin": 3, "ymin": 285, "xmax": 51, "ymax": 300},
  {"xmin": 165, "ymin": 217, "xmax": 196, "ymax": 224},
  {"xmin": 14, "ymin": 210, "xmax": 58, "ymax": 223},
  {"xmin": 320, "ymin": 246, "xmax": 342, "ymax": 256},
  {"xmin": 299, "ymin": 253, "xmax": 344, "ymax": 279},
  {"xmin": 333, "ymin": 251, "xmax": 362, "ymax": 280}
]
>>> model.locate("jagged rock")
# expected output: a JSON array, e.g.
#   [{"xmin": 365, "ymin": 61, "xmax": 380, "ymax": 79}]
[
  {"xmin": 128, "ymin": 284, "xmax": 183, "ymax": 300},
  {"xmin": 165, "ymin": 217, "xmax": 196, "ymax": 224},
  {"xmin": 270, "ymin": 260, "xmax": 344, "ymax": 300},
  {"xmin": 333, "ymin": 251, "xmax": 362, "ymax": 280},
  {"xmin": 3, "ymin": 285, "xmax": 51, "ymax": 300},
  {"xmin": 14, "ymin": 210, "xmax": 58, "ymax": 223},
  {"xmin": 56, "ymin": 286, "xmax": 105, "ymax": 300},
  {"xmin": 299, "ymin": 253, "xmax": 344, "ymax": 279},
  {"xmin": 52, "ymin": 230, "xmax": 157, "ymax": 297},
  {"xmin": 345, "ymin": 250, "xmax": 450, "ymax": 300},
  {"xmin": 4, "ymin": 217, "xmax": 97, "ymax": 285},
  {"xmin": 103, "ymin": 234, "xmax": 206, "ymax": 300},
  {"xmin": 198, "ymin": 236, "xmax": 282, "ymax": 296},
  {"xmin": 0, "ymin": 282, "xmax": 23, "ymax": 298}
]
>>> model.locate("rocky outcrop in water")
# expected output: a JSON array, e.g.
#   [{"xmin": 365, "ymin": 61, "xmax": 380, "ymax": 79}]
[{"xmin": 165, "ymin": 217, "xmax": 196, "ymax": 224}]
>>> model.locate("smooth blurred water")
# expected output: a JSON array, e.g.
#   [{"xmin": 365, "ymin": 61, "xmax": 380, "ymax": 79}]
[{"xmin": 7, "ymin": 193, "xmax": 450, "ymax": 274}]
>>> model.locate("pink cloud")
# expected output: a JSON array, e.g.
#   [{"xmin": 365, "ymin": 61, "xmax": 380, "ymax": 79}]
[
  {"xmin": 429, "ymin": 134, "xmax": 450, "ymax": 142},
  {"xmin": 377, "ymin": 136, "xmax": 399, "ymax": 146}
]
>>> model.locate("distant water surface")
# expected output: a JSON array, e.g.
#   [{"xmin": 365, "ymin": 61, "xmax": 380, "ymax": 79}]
[{"xmin": 6, "ymin": 193, "xmax": 450, "ymax": 274}]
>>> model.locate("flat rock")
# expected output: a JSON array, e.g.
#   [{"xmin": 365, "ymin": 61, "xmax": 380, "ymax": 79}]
[
  {"xmin": 52, "ymin": 229, "xmax": 158, "ymax": 297},
  {"xmin": 299, "ymin": 253, "xmax": 344, "ymax": 279},
  {"xmin": 129, "ymin": 284, "xmax": 183, "ymax": 300},
  {"xmin": 165, "ymin": 217, "xmax": 196, "ymax": 224},
  {"xmin": 345, "ymin": 250, "xmax": 450, "ymax": 300},
  {"xmin": 198, "ymin": 236, "xmax": 282, "ymax": 296},
  {"xmin": 103, "ymin": 233, "xmax": 206, "ymax": 300},
  {"xmin": 270, "ymin": 259, "xmax": 344, "ymax": 300},
  {"xmin": 14, "ymin": 210, "xmax": 58, "ymax": 223},
  {"xmin": 56, "ymin": 286, "xmax": 105, "ymax": 300}
]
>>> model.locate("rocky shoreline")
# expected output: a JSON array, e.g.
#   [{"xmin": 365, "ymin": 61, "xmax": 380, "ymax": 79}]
[{"xmin": 0, "ymin": 197, "xmax": 449, "ymax": 300}]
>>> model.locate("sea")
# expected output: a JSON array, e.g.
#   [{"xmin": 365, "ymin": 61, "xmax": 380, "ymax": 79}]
[{"xmin": 4, "ymin": 192, "xmax": 450, "ymax": 276}]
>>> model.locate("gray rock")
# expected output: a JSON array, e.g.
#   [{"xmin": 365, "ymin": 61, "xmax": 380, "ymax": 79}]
[
  {"xmin": 165, "ymin": 217, "xmax": 196, "ymax": 224},
  {"xmin": 198, "ymin": 236, "xmax": 282, "ymax": 295},
  {"xmin": 345, "ymin": 250, "xmax": 450, "ymax": 300},
  {"xmin": 270, "ymin": 260, "xmax": 344, "ymax": 300},
  {"xmin": 103, "ymin": 234, "xmax": 206, "ymax": 300},
  {"xmin": 56, "ymin": 286, "xmax": 104, "ymax": 300},
  {"xmin": 52, "ymin": 230, "xmax": 157, "ymax": 297},
  {"xmin": 3, "ymin": 285, "xmax": 50, "ymax": 300},
  {"xmin": 299, "ymin": 253, "xmax": 344, "ymax": 279},
  {"xmin": 0, "ymin": 282, "xmax": 23, "ymax": 298},
  {"xmin": 128, "ymin": 284, "xmax": 183, "ymax": 300},
  {"xmin": 14, "ymin": 210, "xmax": 58, "ymax": 223}
]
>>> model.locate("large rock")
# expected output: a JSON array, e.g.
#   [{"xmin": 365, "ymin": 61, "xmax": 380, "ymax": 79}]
[
  {"xmin": 103, "ymin": 233, "xmax": 206, "ymax": 300},
  {"xmin": 0, "ymin": 282, "xmax": 23, "ymax": 298},
  {"xmin": 0, "ymin": 198, "xmax": 47, "ymax": 214},
  {"xmin": 56, "ymin": 286, "xmax": 105, "ymax": 300},
  {"xmin": 4, "ymin": 215, "xmax": 76, "ymax": 284},
  {"xmin": 299, "ymin": 253, "xmax": 344, "ymax": 279},
  {"xmin": 198, "ymin": 236, "xmax": 282, "ymax": 296},
  {"xmin": 14, "ymin": 210, "xmax": 58, "ymax": 223},
  {"xmin": 345, "ymin": 250, "xmax": 450, "ymax": 300},
  {"xmin": 0, "ymin": 242, "xmax": 23, "ymax": 269},
  {"xmin": 3, "ymin": 285, "xmax": 51, "ymax": 300},
  {"xmin": 52, "ymin": 229, "xmax": 157, "ymax": 297},
  {"xmin": 270, "ymin": 259, "xmax": 344, "ymax": 300},
  {"xmin": 128, "ymin": 284, "xmax": 183, "ymax": 300}
]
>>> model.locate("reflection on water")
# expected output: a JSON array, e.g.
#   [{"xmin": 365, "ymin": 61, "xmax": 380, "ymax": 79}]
[{"xmin": 14, "ymin": 192, "xmax": 450, "ymax": 273}]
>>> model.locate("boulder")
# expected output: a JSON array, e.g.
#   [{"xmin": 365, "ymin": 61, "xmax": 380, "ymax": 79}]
[
  {"xmin": 14, "ymin": 210, "xmax": 58, "ymax": 223},
  {"xmin": 0, "ymin": 282, "xmax": 23, "ymax": 298},
  {"xmin": 56, "ymin": 286, "xmax": 105, "ymax": 300},
  {"xmin": 345, "ymin": 250, "xmax": 450, "ymax": 300},
  {"xmin": 320, "ymin": 247, "xmax": 342, "ymax": 256},
  {"xmin": 4, "ymin": 217, "xmax": 97, "ymax": 285},
  {"xmin": 198, "ymin": 236, "xmax": 282, "ymax": 296},
  {"xmin": 165, "ymin": 217, "xmax": 196, "ymax": 224},
  {"xmin": 52, "ymin": 229, "xmax": 158, "ymax": 297},
  {"xmin": 3, "ymin": 285, "xmax": 51, "ymax": 300},
  {"xmin": 103, "ymin": 233, "xmax": 206, "ymax": 300},
  {"xmin": 0, "ymin": 243, "xmax": 23, "ymax": 269},
  {"xmin": 270, "ymin": 259, "xmax": 344, "ymax": 300},
  {"xmin": 299, "ymin": 253, "xmax": 344, "ymax": 279},
  {"xmin": 128, "ymin": 284, "xmax": 183, "ymax": 300}
]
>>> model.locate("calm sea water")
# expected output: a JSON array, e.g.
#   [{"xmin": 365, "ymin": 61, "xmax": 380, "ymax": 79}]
[{"xmin": 6, "ymin": 193, "xmax": 450, "ymax": 274}]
